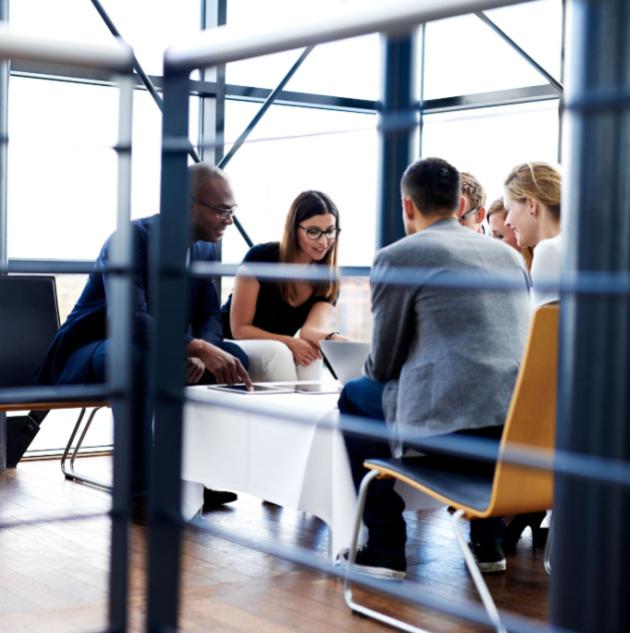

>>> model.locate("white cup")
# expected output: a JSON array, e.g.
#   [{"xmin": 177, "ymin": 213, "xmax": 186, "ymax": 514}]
[{"xmin": 296, "ymin": 357, "xmax": 323, "ymax": 381}]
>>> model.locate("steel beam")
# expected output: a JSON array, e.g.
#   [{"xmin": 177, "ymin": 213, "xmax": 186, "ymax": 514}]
[
  {"xmin": 552, "ymin": 0, "xmax": 630, "ymax": 631},
  {"xmin": 166, "ymin": 0, "xmax": 536, "ymax": 71},
  {"xmin": 475, "ymin": 11, "xmax": 563, "ymax": 93},
  {"xmin": 146, "ymin": 68, "xmax": 189, "ymax": 633},
  {"xmin": 377, "ymin": 34, "xmax": 417, "ymax": 248},
  {"xmin": 0, "ymin": 0, "xmax": 8, "ymax": 473}
]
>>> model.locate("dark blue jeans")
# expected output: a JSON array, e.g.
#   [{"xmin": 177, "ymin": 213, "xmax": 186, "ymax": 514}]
[{"xmin": 339, "ymin": 376, "xmax": 503, "ymax": 556}]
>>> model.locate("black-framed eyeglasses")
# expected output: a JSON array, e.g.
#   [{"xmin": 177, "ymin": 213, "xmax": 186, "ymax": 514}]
[
  {"xmin": 458, "ymin": 207, "xmax": 479, "ymax": 224},
  {"xmin": 192, "ymin": 198, "xmax": 237, "ymax": 220},
  {"xmin": 298, "ymin": 225, "xmax": 341, "ymax": 241}
]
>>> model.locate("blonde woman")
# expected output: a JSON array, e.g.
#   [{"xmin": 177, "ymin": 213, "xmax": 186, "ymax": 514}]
[
  {"xmin": 502, "ymin": 162, "xmax": 561, "ymax": 549},
  {"xmin": 222, "ymin": 190, "xmax": 344, "ymax": 381},
  {"xmin": 504, "ymin": 162, "xmax": 561, "ymax": 306},
  {"xmin": 486, "ymin": 198, "xmax": 533, "ymax": 270}
]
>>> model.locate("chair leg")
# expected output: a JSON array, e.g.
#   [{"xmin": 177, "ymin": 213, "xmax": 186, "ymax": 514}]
[
  {"xmin": 343, "ymin": 469, "xmax": 431, "ymax": 633},
  {"xmin": 61, "ymin": 407, "xmax": 111, "ymax": 492},
  {"xmin": 543, "ymin": 514, "xmax": 553, "ymax": 575},
  {"xmin": 450, "ymin": 510, "xmax": 506, "ymax": 633}
]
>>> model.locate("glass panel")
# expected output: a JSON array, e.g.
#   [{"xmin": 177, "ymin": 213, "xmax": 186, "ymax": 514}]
[
  {"xmin": 225, "ymin": 0, "xmax": 380, "ymax": 99},
  {"xmin": 221, "ymin": 100, "xmax": 379, "ymax": 267},
  {"xmin": 7, "ymin": 78, "xmax": 199, "ymax": 260},
  {"xmin": 10, "ymin": 0, "xmax": 201, "ymax": 76},
  {"xmin": 421, "ymin": 100, "xmax": 560, "ymax": 205},
  {"xmin": 423, "ymin": 0, "xmax": 563, "ymax": 99}
]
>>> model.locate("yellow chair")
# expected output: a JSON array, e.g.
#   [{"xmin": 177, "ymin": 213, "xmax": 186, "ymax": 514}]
[{"xmin": 344, "ymin": 305, "xmax": 558, "ymax": 633}]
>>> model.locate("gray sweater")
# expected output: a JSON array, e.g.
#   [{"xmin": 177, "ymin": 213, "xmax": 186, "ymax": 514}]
[{"xmin": 364, "ymin": 218, "xmax": 531, "ymax": 439}]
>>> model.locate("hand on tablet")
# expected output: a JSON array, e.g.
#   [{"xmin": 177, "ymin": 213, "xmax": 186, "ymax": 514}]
[{"xmin": 188, "ymin": 339, "xmax": 253, "ymax": 390}]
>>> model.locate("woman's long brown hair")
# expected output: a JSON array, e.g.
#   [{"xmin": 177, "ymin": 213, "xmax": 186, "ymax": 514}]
[{"xmin": 278, "ymin": 190, "xmax": 340, "ymax": 304}]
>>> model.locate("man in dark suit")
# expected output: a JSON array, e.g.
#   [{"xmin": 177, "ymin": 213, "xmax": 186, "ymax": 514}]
[{"xmin": 37, "ymin": 163, "xmax": 251, "ymax": 513}]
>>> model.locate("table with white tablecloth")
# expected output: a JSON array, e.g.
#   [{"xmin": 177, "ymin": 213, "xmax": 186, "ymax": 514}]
[{"xmin": 180, "ymin": 384, "xmax": 441, "ymax": 557}]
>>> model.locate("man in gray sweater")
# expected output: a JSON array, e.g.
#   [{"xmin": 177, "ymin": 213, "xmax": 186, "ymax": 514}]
[{"xmin": 339, "ymin": 157, "xmax": 531, "ymax": 579}]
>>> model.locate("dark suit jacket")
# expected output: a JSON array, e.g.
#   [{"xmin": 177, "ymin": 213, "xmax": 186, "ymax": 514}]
[{"xmin": 37, "ymin": 215, "xmax": 225, "ymax": 384}]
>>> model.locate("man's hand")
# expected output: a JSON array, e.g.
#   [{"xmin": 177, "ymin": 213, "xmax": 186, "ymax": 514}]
[
  {"xmin": 185, "ymin": 357, "xmax": 206, "ymax": 384},
  {"xmin": 286, "ymin": 337, "xmax": 321, "ymax": 367},
  {"xmin": 188, "ymin": 339, "xmax": 253, "ymax": 389}
]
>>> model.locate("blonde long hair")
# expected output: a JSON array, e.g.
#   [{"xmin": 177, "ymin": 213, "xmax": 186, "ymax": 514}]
[
  {"xmin": 504, "ymin": 162, "xmax": 561, "ymax": 220},
  {"xmin": 279, "ymin": 190, "xmax": 340, "ymax": 304}
]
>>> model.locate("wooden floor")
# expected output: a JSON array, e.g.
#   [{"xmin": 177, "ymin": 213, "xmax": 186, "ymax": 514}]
[{"xmin": 0, "ymin": 457, "xmax": 549, "ymax": 633}]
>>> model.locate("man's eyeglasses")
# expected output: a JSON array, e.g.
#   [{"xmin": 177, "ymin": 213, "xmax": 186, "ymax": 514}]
[
  {"xmin": 298, "ymin": 226, "xmax": 341, "ymax": 241},
  {"xmin": 192, "ymin": 198, "xmax": 237, "ymax": 220},
  {"xmin": 458, "ymin": 207, "xmax": 479, "ymax": 224}
]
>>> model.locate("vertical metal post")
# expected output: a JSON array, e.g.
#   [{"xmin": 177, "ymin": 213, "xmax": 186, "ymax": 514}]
[
  {"xmin": 552, "ymin": 1, "xmax": 630, "ymax": 631},
  {"xmin": 376, "ymin": 32, "xmax": 417, "ymax": 249},
  {"xmin": 146, "ymin": 67, "xmax": 190, "ymax": 633},
  {"xmin": 0, "ymin": 0, "xmax": 9, "ymax": 472},
  {"xmin": 107, "ymin": 74, "xmax": 134, "ymax": 633}
]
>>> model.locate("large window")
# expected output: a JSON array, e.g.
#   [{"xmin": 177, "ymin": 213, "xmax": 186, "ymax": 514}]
[
  {"xmin": 222, "ymin": 101, "xmax": 378, "ymax": 267},
  {"xmin": 421, "ymin": 100, "xmax": 560, "ymax": 204},
  {"xmin": 4, "ymin": 0, "xmax": 565, "ymax": 454}
]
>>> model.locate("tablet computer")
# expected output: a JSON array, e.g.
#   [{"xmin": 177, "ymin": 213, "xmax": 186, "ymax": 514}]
[{"xmin": 207, "ymin": 383, "xmax": 293, "ymax": 394}]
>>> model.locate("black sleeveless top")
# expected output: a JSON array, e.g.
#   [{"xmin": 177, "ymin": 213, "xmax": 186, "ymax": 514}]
[{"xmin": 221, "ymin": 242, "xmax": 335, "ymax": 338}]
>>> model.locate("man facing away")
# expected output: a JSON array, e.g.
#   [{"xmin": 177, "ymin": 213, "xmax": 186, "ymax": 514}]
[
  {"xmin": 37, "ymin": 163, "xmax": 252, "ymax": 513},
  {"xmin": 338, "ymin": 157, "xmax": 531, "ymax": 578}
]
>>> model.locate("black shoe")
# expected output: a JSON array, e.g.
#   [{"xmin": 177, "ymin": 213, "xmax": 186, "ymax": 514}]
[
  {"xmin": 338, "ymin": 545, "xmax": 407, "ymax": 580},
  {"xmin": 502, "ymin": 512, "xmax": 546, "ymax": 550},
  {"xmin": 202, "ymin": 488, "xmax": 238, "ymax": 510},
  {"xmin": 470, "ymin": 541, "xmax": 506, "ymax": 573}
]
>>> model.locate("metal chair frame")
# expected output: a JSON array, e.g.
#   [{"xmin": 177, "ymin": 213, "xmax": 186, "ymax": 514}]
[
  {"xmin": 343, "ymin": 305, "xmax": 559, "ymax": 633},
  {"xmin": 61, "ymin": 405, "xmax": 111, "ymax": 491}
]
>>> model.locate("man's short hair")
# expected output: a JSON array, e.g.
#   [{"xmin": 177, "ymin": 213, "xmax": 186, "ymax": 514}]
[
  {"xmin": 460, "ymin": 171, "xmax": 487, "ymax": 210},
  {"xmin": 188, "ymin": 162, "xmax": 227, "ymax": 194},
  {"xmin": 400, "ymin": 157, "xmax": 460, "ymax": 217}
]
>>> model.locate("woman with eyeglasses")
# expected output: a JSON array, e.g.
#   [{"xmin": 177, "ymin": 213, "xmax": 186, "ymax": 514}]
[
  {"xmin": 221, "ymin": 190, "xmax": 346, "ymax": 381},
  {"xmin": 504, "ymin": 162, "xmax": 562, "ymax": 307}
]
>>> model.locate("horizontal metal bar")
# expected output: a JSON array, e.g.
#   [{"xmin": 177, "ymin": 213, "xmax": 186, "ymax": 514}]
[
  {"xmin": 423, "ymin": 84, "xmax": 558, "ymax": 113},
  {"xmin": 4, "ymin": 260, "xmax": 132, "ymax": 274},
  {"xmin": 11, "ymin": 61, "xmax": 557, "ymax": 116},
  {"xmin": 166, "ymin": 0, "xmax": 534, "ymax": 71},
  {"xmin": 7, "ymin": 257, "xmax": 630, "ymax": 297},
  {"xmin": 189, "ymin": 260, "xmax": 630, "ymax": 296},
  {"xmin": 185, "ymin": 389, "xmax": 630, "ymax": 489},
  {"xmin": 0, "ymin": 510, "xmax": 108, "ymax": 531},
  {"xmin": 0, "ymin": 25, "xmax": 132, "ymax": 72},
  {"xmin": 186, "ymin": 517, "xmax": 559, "ymax": 633},
  {"xmin": 226, "ymin": 85, "xmax": 377, "ymax": 112},
  {"xmin": 0, "ymin": 384, "xmax": 112, "ymax": 407}
]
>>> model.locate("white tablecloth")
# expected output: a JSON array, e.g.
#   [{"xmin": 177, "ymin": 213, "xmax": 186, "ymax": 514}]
[{"xmin": 181, "ymin": 384, "xmax": 440, "ymax": 557}]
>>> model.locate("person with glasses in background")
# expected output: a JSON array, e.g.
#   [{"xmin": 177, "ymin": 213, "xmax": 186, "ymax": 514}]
[
  {"xmin": 222, "ymin": 190, "xmax": 347, "ymax": 382},
  {"xmin": 36, "ymin": 163, "xmax": 251, "ymax": 520},
  {"xmin": 458, "ymin": 171, "xmax": 487, "ymax": 234}
]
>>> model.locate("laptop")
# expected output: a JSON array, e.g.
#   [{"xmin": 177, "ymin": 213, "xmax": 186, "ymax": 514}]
[{"xmin": 320, "ymin": 340, "xmax": 371, "ymax": 385}]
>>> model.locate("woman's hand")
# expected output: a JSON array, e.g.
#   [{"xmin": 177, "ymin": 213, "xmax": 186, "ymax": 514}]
[{"xmin": 286, "ymin": 337, "xmax": 321, "ymax": 366}]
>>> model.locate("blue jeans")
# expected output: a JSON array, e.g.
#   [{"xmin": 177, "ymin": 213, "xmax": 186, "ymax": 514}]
[
  {"xmin": 339, "ymin": 376, "xmax": 503, "ymax": 555},
  {"xmin": 339, "ymin": 377, "xmax": 407, "ymax": 554}
]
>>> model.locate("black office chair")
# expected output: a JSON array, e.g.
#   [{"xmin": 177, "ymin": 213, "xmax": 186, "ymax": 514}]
[{"xmin": 0, "ymin": 275, "xmax": 108, "ymax": 488}]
